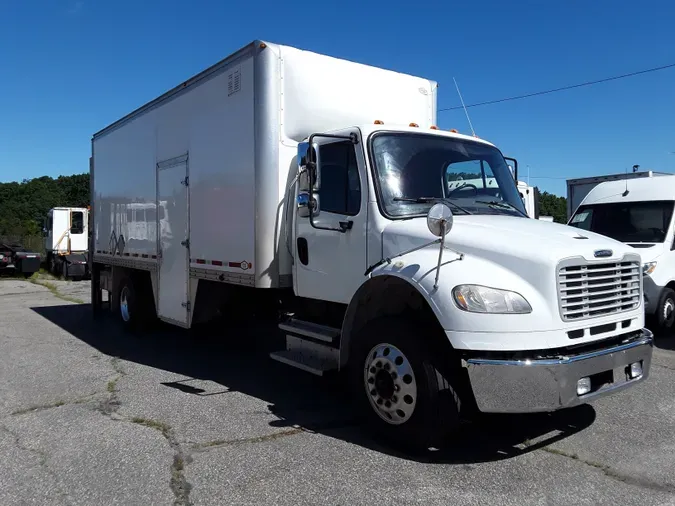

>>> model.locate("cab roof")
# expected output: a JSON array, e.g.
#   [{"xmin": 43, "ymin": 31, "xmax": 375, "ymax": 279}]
[{"xmin": 580, "ymin": 175, "xmax": 675, "ymax": 206}]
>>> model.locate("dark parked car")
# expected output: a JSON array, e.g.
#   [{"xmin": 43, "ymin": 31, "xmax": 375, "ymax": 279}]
[{"xmin": 0, "ymin": 243, "xmax": 41, "ymax": 278}]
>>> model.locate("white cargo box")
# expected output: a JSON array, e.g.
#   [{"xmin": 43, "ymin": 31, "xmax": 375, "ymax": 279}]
[{"xmin": 92, "ymin": 40, "xmax": 437, "ymax": 293}]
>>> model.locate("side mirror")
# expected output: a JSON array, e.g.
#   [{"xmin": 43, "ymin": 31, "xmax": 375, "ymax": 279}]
[
  {"xmin": 297, "ymin": 142, "xmax": 320, "ymax": 192},
  {"xmin": 427, "ymin": 202, "xmax": 454, "ymax": 237},
  {"xmin": 297, "ymin": 192, "xmax": 319, "ymax": 218}
]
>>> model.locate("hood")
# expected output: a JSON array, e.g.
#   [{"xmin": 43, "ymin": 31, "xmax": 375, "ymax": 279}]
[
  {"xmin": 627, "ymin": 243, "xmax": 663, "ymax": 264},
  {"xmin": 378, "ymin": 214, "xmax": 644, "ymax": 339},
  {"xmin": 382, "ymin": 215, "xmax": 639, "ymax": 271}
]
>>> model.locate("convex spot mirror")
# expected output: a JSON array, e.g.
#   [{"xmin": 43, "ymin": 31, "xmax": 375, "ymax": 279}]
[
  {"xmin": 297, "ymin": 142, "xmax": 321, "ymax": 192},
  {"xmin": 427, "ymin": 202, "xmax": 454, "ymax": 237}
]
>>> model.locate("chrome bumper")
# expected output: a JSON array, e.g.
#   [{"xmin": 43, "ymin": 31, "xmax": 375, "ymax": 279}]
[{"xmin": 464, "ymin": 329, "xmax": 654, "ymax": 413}]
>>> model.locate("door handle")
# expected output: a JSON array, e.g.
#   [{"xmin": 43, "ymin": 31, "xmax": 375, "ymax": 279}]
[{"xmin": 181, "ymin": 239, "xmax": 190, "ymax": 248}]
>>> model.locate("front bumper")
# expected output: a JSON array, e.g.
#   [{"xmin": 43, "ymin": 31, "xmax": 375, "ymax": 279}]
[
  {"xmin": 464, "ymin": 328, "xmax": 653, "ymax": 413},
  {"xmin": 15, "ymin": 254, "xmax": 41, "ymax": 274},
  {"xmin": 642, "ymin": 275, "xmax": 662, "ymax": 315}
]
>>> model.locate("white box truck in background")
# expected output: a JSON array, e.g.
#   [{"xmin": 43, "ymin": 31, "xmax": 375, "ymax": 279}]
[
  {"xmin": 566, "ymin": 171, "xmax": 670, "ymax": 220},
  {"xmin": 90, "ymin": 40, "xmax": 653, "ymax": 451},
  {"xmin": 44, "ymin": 207, "xmax": 90, "ymax": 279},
  {"xmin": 568, "ymin": 175, "xmax": 675, "ymax": 333}
]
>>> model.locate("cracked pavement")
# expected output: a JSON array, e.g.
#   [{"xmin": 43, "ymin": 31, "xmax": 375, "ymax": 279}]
[{"xmin": 1, "ymin": 278, "xmax": 674, "ymax": 505}]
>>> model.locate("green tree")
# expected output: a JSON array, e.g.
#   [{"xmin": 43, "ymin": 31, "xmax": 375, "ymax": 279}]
[
  {"xmin": 537, "ymin": 189, "xmax": 567, "ymax": 223},
  {"xmin": 0, "ymin": 173, "xmax": 89, "ymax": 237}
]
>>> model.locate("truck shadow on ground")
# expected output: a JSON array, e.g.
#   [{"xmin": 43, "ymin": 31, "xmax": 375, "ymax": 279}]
[
  {"xmin": 651, "ymin": 330, "xmax": 675, "ymax": 351},
  {"xmin": 32, "ymin": 303, "xmax": 597, "ymax": 464}
]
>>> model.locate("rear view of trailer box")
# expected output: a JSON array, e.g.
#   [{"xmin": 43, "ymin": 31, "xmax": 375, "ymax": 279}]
[{"xmin": 91, "ymin": 40, "xmax": 437, "ymax": 328}]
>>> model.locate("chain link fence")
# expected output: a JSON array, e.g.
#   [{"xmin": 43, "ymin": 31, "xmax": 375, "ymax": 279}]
[{"xmin": 0, "ymin": 236, "xmax": 46, "ymax": 256}]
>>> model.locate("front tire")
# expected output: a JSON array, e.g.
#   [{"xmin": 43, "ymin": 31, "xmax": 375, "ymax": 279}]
[
  {"xmin": 656, "ymin": 287, "xmax": 675, "ymax": 333},
  {"xmin": 349, "ymin": 317, "xmax": 464, "ymax": 452}
]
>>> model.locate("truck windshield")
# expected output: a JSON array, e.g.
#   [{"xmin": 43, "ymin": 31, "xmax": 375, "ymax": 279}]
[
  {"xmin": 569, "ymin": 200, "xmax": 675, "ymax": 243},
  {"xmin": 369, "ymin": 132, "xmax": 527, "ymax": 218}
]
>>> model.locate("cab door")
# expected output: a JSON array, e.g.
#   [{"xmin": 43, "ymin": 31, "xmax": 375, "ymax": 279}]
[{"xmin": 293, "ymin": 129, "xmax": 368, "ymax": 304}]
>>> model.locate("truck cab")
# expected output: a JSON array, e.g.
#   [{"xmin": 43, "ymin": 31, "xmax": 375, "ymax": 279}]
[
  {"xmin": 282, "ymin": 122, "xmax": 653, "ymax": 448},
  {"xmin": 44, "ymin": 207, "xmax": 90, "ymax": 279},
  {"xmin": 568, "ymin": 176, "xmax": 675, "ymax": 333}
]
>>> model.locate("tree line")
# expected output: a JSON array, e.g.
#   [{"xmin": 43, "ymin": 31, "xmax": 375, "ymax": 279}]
[
  {"xmin": 537, "ymin": 190, "xmax": 567, "ymax": 223},
  {"xmin": 0, "ymin": 173, "xmax": 569, "ymax": 240},
  {"xmin": 0, "ymin": 174, "xmax": 90, "ymax": 237}
]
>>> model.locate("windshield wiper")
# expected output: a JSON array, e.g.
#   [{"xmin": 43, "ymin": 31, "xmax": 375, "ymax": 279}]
[
  {"xmin": 393, "ymin": 197, "xmax": 471, "ymax": 215},
  {"xmin": 475, "ymin": 200, "xmax": 528, "ymax": 217}
]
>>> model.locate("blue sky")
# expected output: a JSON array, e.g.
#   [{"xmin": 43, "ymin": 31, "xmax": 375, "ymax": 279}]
[{"xmin": 1, "ymin": 0, "xmax": 673, "ymax": 196}]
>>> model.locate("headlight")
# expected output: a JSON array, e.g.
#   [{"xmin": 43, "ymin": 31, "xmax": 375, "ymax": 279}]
[
  {"xmin": 452, "ymin": 284, "xmax": 532, "ymax": 314},
  {"xmin": 643, "ymin": 262, "xmax": 657, "ymax": 275}
]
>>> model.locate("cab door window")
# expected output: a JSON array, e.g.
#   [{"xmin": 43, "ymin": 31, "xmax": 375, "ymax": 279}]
[{"xmin": 318, "ymin": 141, "xmax": 361, "ymax": 216}]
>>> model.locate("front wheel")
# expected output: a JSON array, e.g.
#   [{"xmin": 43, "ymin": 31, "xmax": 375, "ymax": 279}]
[
  {"xmin": 349, "ymin": 317, "xmax": 465, "ymax": 452},
  {"xmin": 656, "ymin": 287, "xmax": 675, "ymax": 333}
]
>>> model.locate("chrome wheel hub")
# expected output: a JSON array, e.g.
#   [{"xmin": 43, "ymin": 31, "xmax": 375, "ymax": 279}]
[
  {"xmin": 364, "ymin": 343, "xmax": 417, "ymax": 425},
  {"xmin": 120, "ymin": 287, "xmax": 131, "ymax": 322}
]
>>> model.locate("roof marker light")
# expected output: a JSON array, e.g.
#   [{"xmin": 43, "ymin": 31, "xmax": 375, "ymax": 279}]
[
  {"xmin": 430, "ymin": 125, "xmax": 439, "ymax": 130},
  {"xmin": 374, "ymin": 120, "xmax": 384, "ymax": 124},
  {"xmin": 450, "ymin": 129, "xmax": 458, "ymax": 133},
  {"xmin": 409, "ymin": 123, "xmax": 419, "ymax": 127}
]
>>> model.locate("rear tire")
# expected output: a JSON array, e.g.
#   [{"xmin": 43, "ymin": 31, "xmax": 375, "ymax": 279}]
[
  {"xmin": 117, "ymin": 276, "xmax": 135, "ymax": 329},
  {"xmin": 116, "ymin": 272, "xmax": 157, "ymax": 333},
  {"xmin": 348, "ymin": 316, "xmax": 464, "ymax": 453}
]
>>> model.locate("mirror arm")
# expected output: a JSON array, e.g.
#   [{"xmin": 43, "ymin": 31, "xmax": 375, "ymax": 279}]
[
  {"xmin": 307, "ymin": 132, "xmax": 359, "ymax": 147},
  {"xmin": 505, "ymin": 157, "xmax": 518, "ymax": 181},
  {"xmin": 364, "ymin": 238, "xmax": 442, "ymax": 276}
]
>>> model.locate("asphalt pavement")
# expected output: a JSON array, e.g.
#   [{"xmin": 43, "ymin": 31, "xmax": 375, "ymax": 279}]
[{"xmin": 1, "ymin": 277, "xmax": 674, "ymax": 505}]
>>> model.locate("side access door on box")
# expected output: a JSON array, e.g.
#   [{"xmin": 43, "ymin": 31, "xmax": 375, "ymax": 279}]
[{"xmin": 156, "ymin": 154, "xmax": 190, "ymax": 327}]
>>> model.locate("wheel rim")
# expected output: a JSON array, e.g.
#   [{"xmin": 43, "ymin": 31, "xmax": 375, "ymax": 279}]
[
  {"xmin": 363, "ymin": 343, "xmax": 417, "ymax": 425},
  {"xmin": 663, "ymin": 297, "xmax": 675, "ymax": 326},
  {"xmin": 120, "ymin": 286, "xmax": 131, "ymax": 322}
]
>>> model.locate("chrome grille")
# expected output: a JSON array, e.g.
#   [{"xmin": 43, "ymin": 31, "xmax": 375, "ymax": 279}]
[{"xmin": 558, "ymin": 260, "xmax": 641, "ymax": 321}]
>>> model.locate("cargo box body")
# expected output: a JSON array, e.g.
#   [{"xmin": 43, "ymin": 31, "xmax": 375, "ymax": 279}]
[{"xmin": 91, "ymin": 40, "xmax": 437, "ymax": 291}]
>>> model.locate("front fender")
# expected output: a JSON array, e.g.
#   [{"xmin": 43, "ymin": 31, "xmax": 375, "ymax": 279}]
[{"xmin": 339, "ymin": 273, "xmax": 444, "ymax": 369}]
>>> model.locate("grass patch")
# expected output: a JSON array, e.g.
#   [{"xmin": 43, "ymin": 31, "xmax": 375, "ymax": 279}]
[
  {"xmin": 10, "ymin": 396, "xmax": 93, "ymax": 415},
  {"xmin": 12, "ymin": 400, "xmax": 66, "ymax": 415},
  {"xmin": 196, "ymin": 428, "xmax": 303, "ymax": 449},
  {"xmin": 130, "ymin": 417, "xmax": 172, "ymax": 438},
  {"xmin": 28, "ymin": 276, "xmax": 84, "ymax": 304}
]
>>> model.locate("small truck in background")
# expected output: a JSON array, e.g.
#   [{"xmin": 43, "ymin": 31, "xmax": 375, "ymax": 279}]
[
  {"xmin": 89, "ymin": 40, "xmax": 654, "ymax": 451},
  {"xmin": 566, "ymin": 170, "xmax": 670, "ymax": 221},
  {"xmin": 44, "ymin": 207, "xmax": 90, "ymax": 280},
  {"xmin": 568, "ymin": 175, "xmax": 675, "ymax": 333},
  {"xmin": 0, "ymin": 242, "xmax": 41, "ymax": 278}
]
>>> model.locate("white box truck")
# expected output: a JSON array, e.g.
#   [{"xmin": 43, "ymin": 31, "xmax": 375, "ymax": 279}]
[
  {"xmin": 568, "ymin": 175, "xmax": 675, "ymax": 333},
  {"xmin": 567, "ymin": 171, "xmax": 670, "ymax": 220},
  {"xmin": 44, "ymin": 206, "xmax": 90, "ymax": 279},
  {"xmin": 90, "ymin": 40, "xmax": 653, "ymax": 451}
]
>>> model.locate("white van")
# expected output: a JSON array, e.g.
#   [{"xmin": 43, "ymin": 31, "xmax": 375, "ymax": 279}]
[{"xmin": 568, "ymin": 176, "xmax": 675, "ymax": 331}]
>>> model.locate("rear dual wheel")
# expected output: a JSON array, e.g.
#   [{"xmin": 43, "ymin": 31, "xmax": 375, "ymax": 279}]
[{"xmin": 116, "ymin": 274, "xmax": 156, "ymax": 331}]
